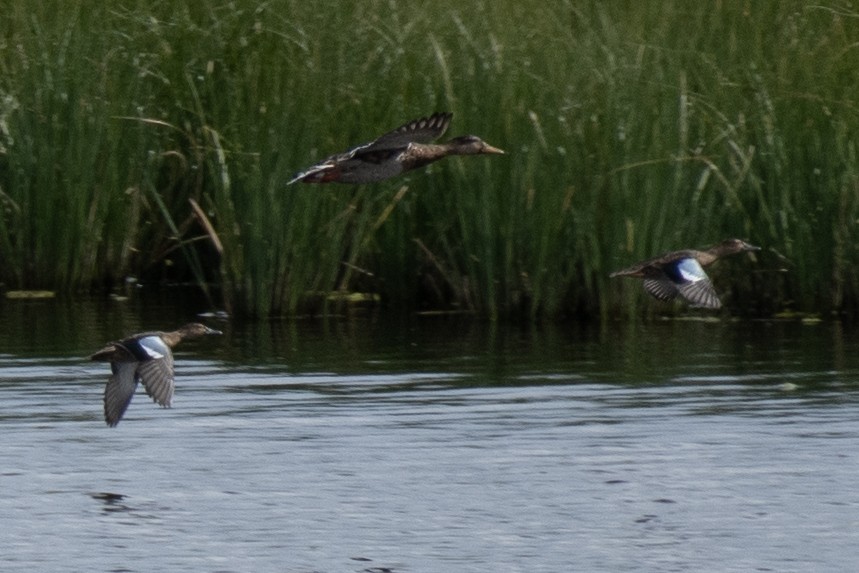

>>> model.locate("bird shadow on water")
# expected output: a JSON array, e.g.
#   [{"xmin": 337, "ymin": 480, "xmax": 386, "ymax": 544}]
[
  {"xmin": 89, "ymin": 492, "xmax": 134, "ymax": 514},
  {"xmin": 87, "ymin": 491, "xmax": 169, "ymax": 521},
  {"xmin": 347, "ymin": 558, "xmax": 401, "ymax": 573}
]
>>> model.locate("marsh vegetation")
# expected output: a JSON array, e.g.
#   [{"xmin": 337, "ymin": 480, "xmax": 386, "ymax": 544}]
[{"xmin": 2, "ymin": 1, "xmax": 858, "ymax": 319}]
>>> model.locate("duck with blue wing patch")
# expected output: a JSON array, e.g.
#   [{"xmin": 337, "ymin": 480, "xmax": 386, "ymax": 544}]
[
  {"xmin": 89, "ymin": 323, "xmax": 222, "ymax": 426},
  {"xmin": 611, "ymin": 239, "xmax": 760, "ymax": 309}
]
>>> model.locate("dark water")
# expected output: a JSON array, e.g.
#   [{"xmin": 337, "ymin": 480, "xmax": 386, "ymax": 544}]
[{"xmin": 2, "ymin": 294, "xmax": 859, "ymax": 572}]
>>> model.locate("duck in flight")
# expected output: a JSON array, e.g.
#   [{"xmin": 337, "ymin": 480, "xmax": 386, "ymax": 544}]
[
  {"xmin": 287, "ymin": 112, "xmax": 504, "ymax": 185},
  {"xmin": 89, "ymin": 323, "xmax": 222, "ymax": 426},
  {"xmin": 610, "ymin": 239, "xmax": 760, "ymax": 309}
]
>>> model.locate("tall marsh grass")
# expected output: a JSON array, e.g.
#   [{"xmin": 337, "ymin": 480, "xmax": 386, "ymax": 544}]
[{"xmin": 2, "ymin": 1, "xmax": 859, "ymax": 319}]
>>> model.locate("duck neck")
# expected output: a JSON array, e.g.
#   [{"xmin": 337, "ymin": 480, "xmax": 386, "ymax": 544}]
[
  {"xmin": 160, "ymin": 330, "xmax": 185, "ymax": 348},
  {"xmin": 701, "ymin": 244, "xmax": 736, "ymax": 264}
]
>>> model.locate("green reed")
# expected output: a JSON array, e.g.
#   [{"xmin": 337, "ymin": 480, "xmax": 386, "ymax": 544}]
[{"xmin": 2, "ymin": 1, "xmax": 859, "ymax": 319}]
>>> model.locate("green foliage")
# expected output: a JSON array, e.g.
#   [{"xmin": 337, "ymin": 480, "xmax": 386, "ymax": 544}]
[{"xmin": 1, "ymin": 1, "xmax": 858, "ymax": 319}]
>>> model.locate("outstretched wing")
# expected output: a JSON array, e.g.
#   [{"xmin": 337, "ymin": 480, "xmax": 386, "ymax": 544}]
[
  {"xmin": 104, "ymin": 362, "xmax": 139, "ymax": 427},
  {"xmin": 137, "ymin": 357, "xmax": 175, "ymax": 407},
  {"xmin": 359, "ymin": 112, "xmax": 452, "ymax": 152},
  {"xmin": 666, "ymin": 258, "xmax": 722, "ymax": 309},
  {"xmin": 134, "ymin": 336, "xmax": 175, "ymax": 407},
  {"xmin": 677, "ymin": 279, "xmax": 721, "ymax": 309},
  {"xmin": 642, "ymin": 278, "xmax": 680, "ymax": 301}
]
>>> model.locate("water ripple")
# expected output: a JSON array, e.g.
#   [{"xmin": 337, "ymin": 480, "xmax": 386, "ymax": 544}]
[{"xmin": 1, "ymin": 317, "xmax": 859, "ymax": 572}]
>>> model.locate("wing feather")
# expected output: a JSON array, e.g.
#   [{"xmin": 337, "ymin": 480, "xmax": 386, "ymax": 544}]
[
  {"xmin": 137, "ymin": 356, "xmax": 175, "ymax": 407},
  {"xmin": 104, "ymin": 362, "xmax": 139, "ymax": 427},
  {"xmin": 642, "ymin": 278, "xmax": 680, "ymax": 301},
  {"xmin": 363, "ymin": 112, "xmax": 452, "ymax": 151},
  {"xmin": 678, "ymin": 279, "xmax": 722, "ymax": 309}
]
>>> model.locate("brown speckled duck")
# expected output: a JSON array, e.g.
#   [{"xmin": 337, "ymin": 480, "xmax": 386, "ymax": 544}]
[
  {"xmin": 89, "ymin": 323, "xmax": 222, "ymax": 426},
  {"xmin": 610, "ymin": 238, "xmax": 760, "ymax": 309},
  {"xmin": 287, "ymin": 112, "xmax": 504, "ymax": 185}
]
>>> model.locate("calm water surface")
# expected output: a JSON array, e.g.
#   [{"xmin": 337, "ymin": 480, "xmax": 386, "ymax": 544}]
[{"xmin": 2, "ymin": 295, "xmax": 859, "ymax": 572}]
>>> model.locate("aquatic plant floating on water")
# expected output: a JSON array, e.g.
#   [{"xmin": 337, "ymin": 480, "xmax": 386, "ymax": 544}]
[
  {"xmin": 89, "ymin": 323, "xmax": 222, "ymax": 426},
  {"xmin": 287, "ymin": 112, "xmax": 504, "ymax": 185},
  {"xmin": 610, "ymin": 239, "xmax": 760, "ymax": 309}
]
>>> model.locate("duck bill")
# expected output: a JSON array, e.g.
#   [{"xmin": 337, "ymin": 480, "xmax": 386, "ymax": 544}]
[{"xmin": 482, "ymin": 144, "xmax": 505, "ymax": 155}]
